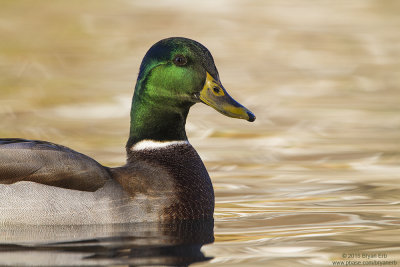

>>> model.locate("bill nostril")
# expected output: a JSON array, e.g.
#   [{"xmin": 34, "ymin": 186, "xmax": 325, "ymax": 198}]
[{"xmin": 213, "ymin": 87, "xmax": 220, "ymax": 94}]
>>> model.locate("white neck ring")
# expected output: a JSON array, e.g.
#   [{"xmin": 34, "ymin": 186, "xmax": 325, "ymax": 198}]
[{"xmin": 130, "ymin": 140, "xmax": 189, "ymax": 151}]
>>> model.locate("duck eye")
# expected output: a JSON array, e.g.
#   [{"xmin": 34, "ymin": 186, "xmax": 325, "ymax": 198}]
[{"xmin": 173, "ymin": 55, "xmax": 187, "ymax": 66}]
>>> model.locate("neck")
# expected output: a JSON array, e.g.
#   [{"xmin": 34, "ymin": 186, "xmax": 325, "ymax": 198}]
[{"xmin": 126, "ymin": 92, "xmax": 192, "ymax": 151}]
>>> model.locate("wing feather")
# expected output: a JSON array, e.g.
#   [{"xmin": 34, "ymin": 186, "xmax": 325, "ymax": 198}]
[{"xmin": 0, "ymin": 138, "xmax": 111, "ymax": 191}]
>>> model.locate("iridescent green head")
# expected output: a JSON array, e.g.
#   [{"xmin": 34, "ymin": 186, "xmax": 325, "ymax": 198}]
[{"xmin": 127, "ymin": 37, "xmax": 255, "ymax": 147}]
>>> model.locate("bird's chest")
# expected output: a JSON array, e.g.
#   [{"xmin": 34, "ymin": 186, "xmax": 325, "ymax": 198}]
[{"xmin": 119, "ymin": 143, "xmax": 215, "ymax": 220}]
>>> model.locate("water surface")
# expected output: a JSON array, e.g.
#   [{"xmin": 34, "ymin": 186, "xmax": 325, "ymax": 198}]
[{"xmin": 0, "ymin": 0, "xmax": 399, "ymax": 266}]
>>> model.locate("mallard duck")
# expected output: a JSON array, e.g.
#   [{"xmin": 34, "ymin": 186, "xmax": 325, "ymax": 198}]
[{"xmin": 0, "ymin": 37, "xmax": 255, "ymax": 225}]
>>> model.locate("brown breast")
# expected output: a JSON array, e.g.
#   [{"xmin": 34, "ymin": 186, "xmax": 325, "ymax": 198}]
[{"xmin": 111, "ymin": 143, "xmax": 214, "ymax": 220}]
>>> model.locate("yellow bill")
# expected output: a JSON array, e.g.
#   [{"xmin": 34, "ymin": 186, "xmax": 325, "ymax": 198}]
[{"xmin": 199, "ymin": 72, "xmax": 256, "ymax": 122}]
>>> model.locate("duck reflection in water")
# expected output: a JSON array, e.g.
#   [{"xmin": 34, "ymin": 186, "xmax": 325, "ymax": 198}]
[{"xmin": 0, "ymin": 219, "xmax": 214, "ymax": 266}]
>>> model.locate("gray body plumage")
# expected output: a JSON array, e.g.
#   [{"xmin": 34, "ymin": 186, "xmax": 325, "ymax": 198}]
[{"xmin": 0, "ymin": 139, "xmax": 214, "ymax": 225}]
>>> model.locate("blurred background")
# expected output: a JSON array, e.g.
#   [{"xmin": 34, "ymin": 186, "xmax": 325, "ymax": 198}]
[{"xmin": 1, "ymin": 0, "xmax": 400, "ymax": 266}]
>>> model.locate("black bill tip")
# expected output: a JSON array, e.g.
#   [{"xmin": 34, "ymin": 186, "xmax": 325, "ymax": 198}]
[{"xmin": 247, "ymin": 111, "xmax": 256, "ymax": 122}]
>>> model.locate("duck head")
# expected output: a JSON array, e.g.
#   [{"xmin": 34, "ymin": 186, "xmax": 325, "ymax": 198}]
[{"xmin": 128, "ymin": 37, "xmax": 255, "ymax": 147}]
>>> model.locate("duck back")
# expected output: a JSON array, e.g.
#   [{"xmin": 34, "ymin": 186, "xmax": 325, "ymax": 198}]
[{"xmin": 0, "ymin": 139, "xmax": 111, "ymax": 191}]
